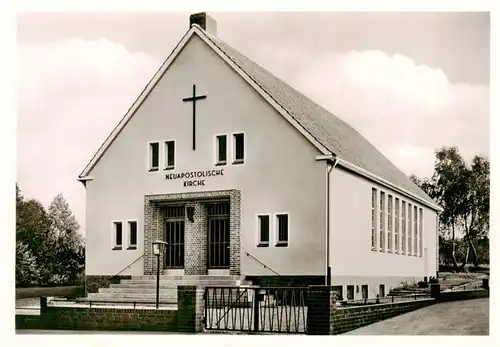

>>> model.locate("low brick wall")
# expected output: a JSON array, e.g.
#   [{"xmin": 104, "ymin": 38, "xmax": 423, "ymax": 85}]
[
  {"xmin": 331, "ymin": 298, "xmax": 435, "ymax": 335},
  {"xmin": 40, "ymin": 306, "xmax": 178, "ymax": 332},
  {"xmin": 438, "ymin": 289, "xmax": 489, "ymax": 302},
  {"xmin": 16, "ymin": 315, "xmax": 43, "ymax": 330},
  {"xmin": 16, "ymin": 286, "xmax": 204, "ymax": 333},
  {"xmin": 85, "ymin": 275, "xmax": 132, "ymax": 294}
]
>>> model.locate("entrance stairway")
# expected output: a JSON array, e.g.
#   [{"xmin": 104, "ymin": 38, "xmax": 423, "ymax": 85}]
[{"xmin": 85, "ymin": 275, "xmax": 253, "ymax": 307}]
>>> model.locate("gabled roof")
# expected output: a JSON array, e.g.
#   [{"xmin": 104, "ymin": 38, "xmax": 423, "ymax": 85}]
[{"xmin": 78, "ymin": 24, "xmax": 440, "ymax": 211}]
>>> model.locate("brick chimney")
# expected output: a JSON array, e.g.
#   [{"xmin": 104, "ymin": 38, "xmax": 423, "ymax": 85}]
[{"xmin": 189, "ymin": 12, "xmax": 217, "ymax": 36}]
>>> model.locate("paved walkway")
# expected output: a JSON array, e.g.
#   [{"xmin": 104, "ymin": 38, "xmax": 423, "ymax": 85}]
[{"xmin": 345, "ymin": 298, "xmax": 489, "ymax": 335}]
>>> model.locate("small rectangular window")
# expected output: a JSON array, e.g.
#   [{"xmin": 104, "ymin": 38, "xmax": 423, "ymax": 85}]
[
  {"xmin": 216, "ymin": 135, "xmax": 227, "ymax": 165},
  {"xmin": 347, "ymin": 285, "xmax": 354, "ymax": 300},
  {"xmin": 164, "ymin": 141, "xmax": 175, "ymax": 169},
  {"xmin": 276, "ymin": 214, "xmax": 288, "ymax": 247},
  {"xmin": 233, "ymin": 133, "xmax": 244, "ymax": 164},
  {"xmin": 128, "ymin": 221, "xmax": 137, "ymax": 249},
  {"xmin": 257, "ymin": 215, "xmax": 270, "ymax": 247},
  {"xmin": 149, "ymin": 142, "xmax": 159, "ymax": 171},
  {"xmin": 113, "ymin": 221, "xmax": 122, "ymax": 250},
  {"xmin": 379, "ymin": 284, "xmax": 385, "ymax": 298},
  {"xmin": 333, "ymin": 285, "xmax": 343, "ymax": 301},
  {"xmin": 361, "ymin": 285, "xmax": 368, "ymax": 299}
]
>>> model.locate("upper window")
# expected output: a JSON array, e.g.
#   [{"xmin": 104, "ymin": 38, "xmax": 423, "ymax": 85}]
[
  {"xmin": 257, "ymin": 215, "xmax": 270, "ymax": 247},
  {"xmin": 233, "ymin": 133, "xmax": 244, "ymax": 164},
  {"xmin": 164, "ymin": 140, "xmax": 175, "ymax": 170},
  {"xmin": 371, "ymin": 188, "xmax": 377, "ymax": 251},
  {"xmin": 276, "ymin": 213, "xmax": 289, "ymax": 247},
  {"xmin": 402, "ymin": 201, "xmax": 406, "ymax": 254},
  {"xmin": 395, "ymin": 198, "xmax": 400, "ymax": 254},
  {"xmin": 407, "ymin": 203, "xmax": 412, "ymax": 255},
  {"xmin": 113, "ymin": 221, "xmax": 123, "ymax": 250},
  {"xmin": 413, "ymin": 205, "xmax": 418, "ymax": 256},
  {"xmin": 379, "ymin": 191, "xmax": 385, "ymax": 252},
  {"xmin": 388, "ymin": 194, "xmax": 393, "ymax": 253},
  {"xmin": 216, "ymin": 135, "xmax": 227, "ymax": 165},
  {"xmin": 419, "ymin": 208, "xmax": 423, "ymax": 257},
  {"xmin": 128, "ymin": 221, "xmax": 138, "ymax": 250},
  {"xmin": 149, "ymin": 142, "xmax": 159, "ymax": 171}
]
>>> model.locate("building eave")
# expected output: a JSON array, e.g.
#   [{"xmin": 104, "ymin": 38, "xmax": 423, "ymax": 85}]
[{"xmin": 335, "ymin": 158, "xmax": 442, "ymax": 212}]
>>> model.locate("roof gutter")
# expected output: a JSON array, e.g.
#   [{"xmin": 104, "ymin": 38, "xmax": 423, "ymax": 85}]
[{"xmin": 336, "ymin": 158, "xmax": 442, "ymax": 212}]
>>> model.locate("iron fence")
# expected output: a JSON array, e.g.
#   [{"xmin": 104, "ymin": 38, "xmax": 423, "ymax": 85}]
[
  {"xmin": 48, "ymin": 298, "xmax": 175, "ymax": 309},
  {"xmin": 204, "ymin": 286, "xmax": 308, "ymax": 334}
]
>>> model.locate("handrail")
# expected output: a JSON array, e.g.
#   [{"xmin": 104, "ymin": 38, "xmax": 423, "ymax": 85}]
[
  {"xmin": 245, "ymin": 252, "xmax": 280, "ymax": 276},
  {"xmin": 110, "ymin": 253, "xmax": 145, "ymax": 281}
]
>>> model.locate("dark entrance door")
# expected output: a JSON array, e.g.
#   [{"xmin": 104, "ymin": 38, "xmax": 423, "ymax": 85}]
[
  {"xmin": 207, "ymin": 202, "xmax": 230, "ymax": 269},
  {"xmin": 164, "ymin": 206, "xmax": 185, "ymax": 269}
]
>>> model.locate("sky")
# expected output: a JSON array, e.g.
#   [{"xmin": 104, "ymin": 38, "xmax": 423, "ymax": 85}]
[{"xmin": 16, "ymin": 12, "xmax": 490, "ymax": 236}]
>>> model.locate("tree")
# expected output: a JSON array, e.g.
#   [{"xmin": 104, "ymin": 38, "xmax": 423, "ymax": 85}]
[
  {"xmin": 16, "ymin": 185, "xmax": 85, "ymax": 287},
  {"xmin": 411, "ymin": 147, "xmax": 490, "ymax": 271}
]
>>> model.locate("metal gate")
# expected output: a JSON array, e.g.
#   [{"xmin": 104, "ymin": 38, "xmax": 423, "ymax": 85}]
[
  {"xmin": 204, "ymin": 286, "xmax": 308, "ymax": 333},
  {"xmin": 164, "ymin": 206, "xmax": 185, "ymax": 269},
  {"xmin": 207, "ymin": 203, "xmax": 230, "ymax": 269}
]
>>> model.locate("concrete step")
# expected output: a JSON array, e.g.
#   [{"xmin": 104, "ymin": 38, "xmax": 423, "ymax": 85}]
[
  {"xmin": 78, "ymin": 297, "xmax": 178, "ymax": 306},
  {"xmin": 88, "ymin": 293, "xmax": 177, "ymax": 300},
  {"xmin": 99, "ymin": 287, "xmax": 177, "ymax": 294}
]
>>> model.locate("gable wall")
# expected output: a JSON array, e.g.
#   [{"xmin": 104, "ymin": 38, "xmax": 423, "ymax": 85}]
[{"xmin": 84, "ymin": 34, "xmax": 326, "ymax": 276}]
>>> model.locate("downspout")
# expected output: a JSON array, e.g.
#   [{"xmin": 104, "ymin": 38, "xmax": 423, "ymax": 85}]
[{"xmin": 326, "ymin": 157, "xmax": 338, "ymax": 286}]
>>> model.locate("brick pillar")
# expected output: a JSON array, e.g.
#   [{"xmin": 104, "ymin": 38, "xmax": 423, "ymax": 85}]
[
  {"xmin": 307, "ymin": 286, "xmax": 335, "ymax": 335},
  {"xmin": 229, "ymin": 190, "xmax": 241, "ymax": 276},
  {"xmin": 177, "ymin": 285, "xmax": 204, "ymax": 333},
  {"xmin": 144, "ymin": 199, "xmax": 154, "ymax": 275},
  {"xmin": 185, "ymin": 202, "xmax": 207, "ymax": 275}
]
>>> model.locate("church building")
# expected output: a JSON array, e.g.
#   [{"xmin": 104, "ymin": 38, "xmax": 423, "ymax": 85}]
[{"xmin": 78, "ymin": 13, "xmax": 440, "ymax": 300}]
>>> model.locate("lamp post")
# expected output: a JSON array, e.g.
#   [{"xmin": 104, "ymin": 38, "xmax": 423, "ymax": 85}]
[{"xmin": 152, "ymin": 240, "xmax": 167, "ymax": 309}]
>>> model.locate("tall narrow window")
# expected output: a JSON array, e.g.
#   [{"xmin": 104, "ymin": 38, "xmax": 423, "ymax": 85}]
[
  {"xmin": 371, "ymin": 188, "xmax": 377, "ymax": 251},
  {"xmin": 164, "ymin": 140, "xmax": 175, "ymax": 169},
  {"xmin": 401, "ymin": 201, "xmax": 406, "ymax": 254},
  {"xmin": 149, "ymin": 142, "xmax": 159, "ymax": 171},
  {"xmin": 128, "ymin": 221, "xmax": 137, "ymax": 250},
  {"xmin": 379, "ymin": 191, "xmax": 385, "ymax": 252},
  {"xmin": 414, "ymin": 205, "xmax": 418, "ymax": 256},
  {"xmin": 419, "ymin": 208, "xmax": 423, "ymax": 257},
  {"xmin": 395, "ymin": 198, "xmax": 400, "ymax": 254},
  {"xmin": 257, "ymin": 215, "xmax": 270, "ymax": 247},
  {"xmin": 113, "ymin": 221, "xmax": 123, "ymax": 250},
  {"xmin": 216, "ymin": 135, "xmax": 227, "ymax": 165},
  {"xmin": 408, "ymin": 203, "xmax": 412, "ymax": 255},
  {"xmin": 233, "ymin": 133, "xmax": 244, "ymax": 164},
  {"xmin": 276, "ymin": 214, "xmax": 288, "ymax": 247},
  {"xmin": 388, "ymin": 195, "xmax": 393, "ymax": 253}
]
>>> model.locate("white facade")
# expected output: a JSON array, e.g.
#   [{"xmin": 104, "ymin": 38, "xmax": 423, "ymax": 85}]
[
  {"xmin": 329, "ymin": 166, "xmax": 438, "ymax": 298},
  {"xmin": 80, "ymin": 20, "xmax": 439, "ymax": 296},
  {"xmin": 84, "ymin": 34, "xmax": 326, "ymax": 277}
]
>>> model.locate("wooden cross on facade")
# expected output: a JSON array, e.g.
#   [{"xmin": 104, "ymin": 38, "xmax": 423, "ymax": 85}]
[{"xmin": 182, "ymin": 84, "xmax": 207, "ymax": 151}]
